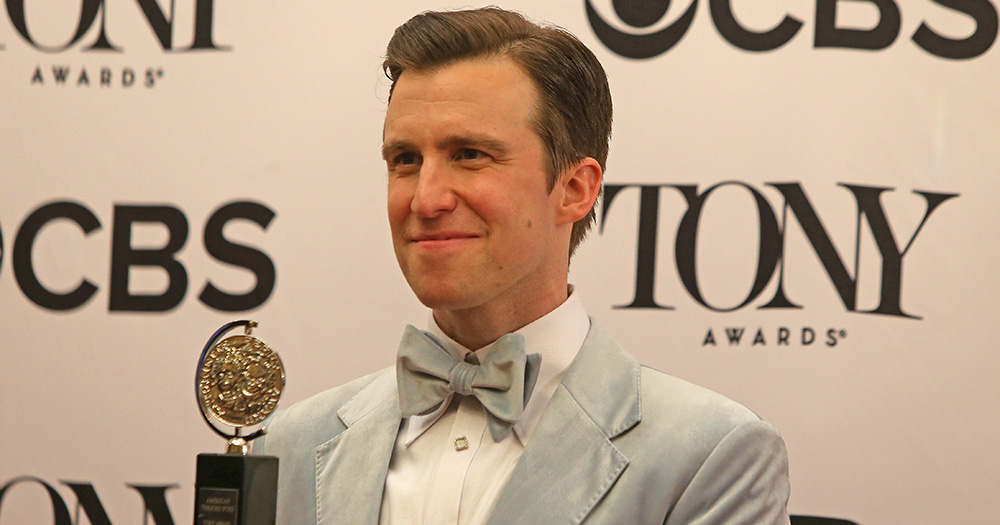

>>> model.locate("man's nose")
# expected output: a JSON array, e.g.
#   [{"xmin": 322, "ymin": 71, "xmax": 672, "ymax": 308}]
[{"xmin": 411, "ymin": 158, "xmax": 458, "ymax": 217}]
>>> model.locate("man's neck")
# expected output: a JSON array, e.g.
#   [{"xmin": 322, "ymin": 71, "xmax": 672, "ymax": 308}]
[{"xmin": 432, "ymin": 284, "xmax": 570, "ymax": 350}]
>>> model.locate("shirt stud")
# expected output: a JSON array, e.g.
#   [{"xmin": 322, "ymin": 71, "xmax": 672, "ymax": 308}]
[{"xmin": 454, "ymin": 436, "xmax": 469, "ymax": 451}]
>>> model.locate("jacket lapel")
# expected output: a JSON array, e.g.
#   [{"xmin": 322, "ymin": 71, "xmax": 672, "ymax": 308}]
[
  {"xmin": 487, "ymin": 320, "xmax": 641, "ymax": 525},
  {"xmin": 314, "ymin": 371, "xmax": 400, "ymax": 525}
]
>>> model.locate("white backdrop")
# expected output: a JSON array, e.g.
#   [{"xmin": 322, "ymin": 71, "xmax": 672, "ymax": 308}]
[{"xmin": 2, "ymin": 1, "xmax": 998, "ymax": 523}]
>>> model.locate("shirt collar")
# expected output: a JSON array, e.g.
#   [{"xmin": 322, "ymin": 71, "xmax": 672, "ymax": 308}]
[{"xmin": 402, "ymin": 288, "xmax": 590, "ymax": 446}]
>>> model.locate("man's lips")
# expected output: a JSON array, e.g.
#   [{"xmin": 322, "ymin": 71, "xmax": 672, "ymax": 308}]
[{"xmin": 409, "ymin": 232, "xmax": 479, "ymax": 247}]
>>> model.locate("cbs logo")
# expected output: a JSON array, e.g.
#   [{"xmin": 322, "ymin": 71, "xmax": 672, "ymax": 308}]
[{"xmin": 586, "ymin": 0, "xmax": 998, "ymax": 60}]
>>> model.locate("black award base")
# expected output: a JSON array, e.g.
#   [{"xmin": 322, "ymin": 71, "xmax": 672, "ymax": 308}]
[{"xmin": 195, "ymin": 453, "xmax": 278, "ymax": 525}]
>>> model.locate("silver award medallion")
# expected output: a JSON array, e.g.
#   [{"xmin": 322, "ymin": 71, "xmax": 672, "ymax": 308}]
[{"xmin": 197, "ymin": 320, "xmax": 285, "ymax": 454}]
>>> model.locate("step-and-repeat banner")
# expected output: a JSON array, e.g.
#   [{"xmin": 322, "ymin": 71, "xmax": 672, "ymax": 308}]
[{"xmin": 2, "ymin": 1, "xmax": 998, "ymax": 523}]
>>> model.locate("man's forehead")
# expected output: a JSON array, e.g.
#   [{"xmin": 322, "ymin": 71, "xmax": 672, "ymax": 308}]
[
  {"xmin": 382, "ymin": 56, "xmax": 541, "ymax": 141},
  {"xmin": 387, "ymin": 56, "xmax": 538, "ymax": 109}
]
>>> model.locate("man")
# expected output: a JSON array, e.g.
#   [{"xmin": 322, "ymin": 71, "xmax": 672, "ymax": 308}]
[{"xmin": 257, "ymin": 7, "xmax": 790, "ymax": 524}]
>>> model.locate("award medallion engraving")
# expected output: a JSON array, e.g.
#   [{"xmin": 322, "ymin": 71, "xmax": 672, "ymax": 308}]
[
  {"xmin": 199, "ymin": 333, "xmax": 284, "ymax": 428},
  {"xmin": 196, "ymin": 320, "xmax": 285, "ymax": 450}
]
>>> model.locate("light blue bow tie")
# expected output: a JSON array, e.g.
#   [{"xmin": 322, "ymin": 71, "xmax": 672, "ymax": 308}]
[{"xmin": 396, "ymin": 325, "xmax": 542, "ymax": 441}]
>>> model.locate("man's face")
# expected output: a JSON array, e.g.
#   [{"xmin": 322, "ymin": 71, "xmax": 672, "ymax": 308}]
[{"xmin": 383, "ymin": 58, "xmax": 569, "ymax": 323}]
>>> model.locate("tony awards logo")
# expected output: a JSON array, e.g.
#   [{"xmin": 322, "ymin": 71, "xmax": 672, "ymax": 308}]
[{"xmin": 194, "ymin": 320, "xmax": 283, "ymax": 525}]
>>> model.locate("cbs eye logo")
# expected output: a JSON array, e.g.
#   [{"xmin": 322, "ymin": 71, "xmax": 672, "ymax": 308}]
[{"xmin": 585, "ymin": 0, "xmax": 698, "ymax": 59}]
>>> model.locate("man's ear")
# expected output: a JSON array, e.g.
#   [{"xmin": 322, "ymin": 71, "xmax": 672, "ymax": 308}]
[{"xmin": 555, "ymin": 157, "xmax": 603, "ymax": 225}]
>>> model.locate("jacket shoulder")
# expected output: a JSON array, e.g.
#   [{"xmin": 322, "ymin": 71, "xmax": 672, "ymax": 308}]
[
  {"xmin": 627, "ymin": 365, "xmax": 783, "ymax": 469},
  {"xmin": 635, "ymin": 368, "xmax": 790, "ymax": 524},
  {"xmin": 640, "ymin": 365, "xmax": 764, "ymax": 428}
]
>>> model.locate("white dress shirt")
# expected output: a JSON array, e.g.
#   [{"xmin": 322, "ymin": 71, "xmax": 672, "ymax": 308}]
[{"xmin": 379, "ymin": 290, "xmax": 590, "ymax": 524}]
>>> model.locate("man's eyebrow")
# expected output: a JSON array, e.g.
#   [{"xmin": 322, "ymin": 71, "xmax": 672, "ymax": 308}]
[
  {"xmin": 381, "ymin": 135, "xmax": 511, "ymax": 161},
  {"xmin": 381, "ymin": 140, "xmax": 415, "ymax": 161},
  {"xmin": 440, "ymin": 135, "xmax": 510, "ymax": 156}
]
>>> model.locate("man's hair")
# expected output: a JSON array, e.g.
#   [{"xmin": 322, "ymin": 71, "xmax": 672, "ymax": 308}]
[{"xmin": 383, "ymin": 7, "xmax": 613, "ymax": 258}]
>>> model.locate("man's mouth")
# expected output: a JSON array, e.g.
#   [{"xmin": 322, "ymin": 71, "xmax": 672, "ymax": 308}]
[{"xmin": 411, "ymin": 232, "xmax": 479, "ymax": 248}]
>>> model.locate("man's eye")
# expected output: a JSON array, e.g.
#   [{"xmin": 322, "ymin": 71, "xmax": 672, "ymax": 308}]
[
  {"xmin": 455, "ymin": 148, "xmax": 486, "ymax": 161},
  {"xmin": 394, "ymin": 152, "xmax": 419, "ymax": 165}
]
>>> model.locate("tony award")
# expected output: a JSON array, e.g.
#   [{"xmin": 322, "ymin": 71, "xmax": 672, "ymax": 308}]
[{"xmin": 194, "ymin": 320, "xmax": 284, "ymax": 525}]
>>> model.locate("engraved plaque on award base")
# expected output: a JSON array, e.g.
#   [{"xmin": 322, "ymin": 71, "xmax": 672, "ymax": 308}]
[
  {"xmin": 195, "ymin": 454, "xmax": 277, "ymax": 525},
  {"xmin": 194, "ymin": 320, "xmax": 285, "ymax": 525}
]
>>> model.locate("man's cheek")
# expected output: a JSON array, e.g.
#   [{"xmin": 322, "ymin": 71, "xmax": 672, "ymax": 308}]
[
  {"xmin": 387, "ymin": 198, "xmax": 410, "ymax": 227},
  {"xmin": 387, "ymin": 179, "xmax": 414, "ymax": 206}
]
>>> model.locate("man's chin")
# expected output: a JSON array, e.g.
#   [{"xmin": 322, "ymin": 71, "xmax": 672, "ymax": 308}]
[
  {"xmin": 410, "ymin": 285, "xmax": 480, "ymax": 313},
  {"xmin": 413, "ymin": 292, "xmax": 470, "ymax": 312}
]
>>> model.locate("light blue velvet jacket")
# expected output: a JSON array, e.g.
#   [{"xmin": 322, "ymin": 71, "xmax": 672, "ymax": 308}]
[{"xmin": 256, "ymin": 320, "xmax": 791, "ymax": 524}]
